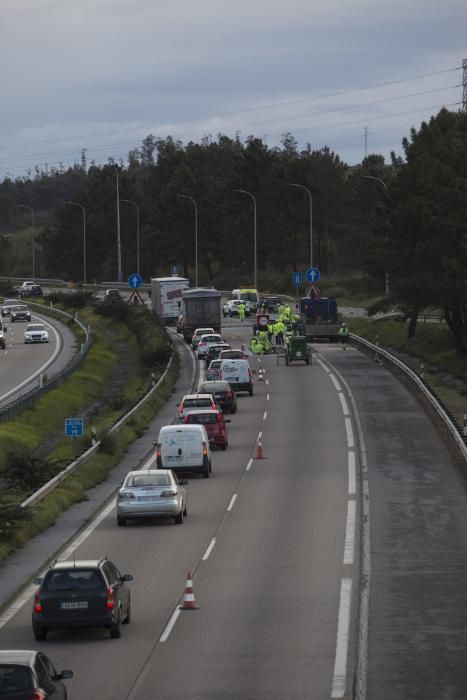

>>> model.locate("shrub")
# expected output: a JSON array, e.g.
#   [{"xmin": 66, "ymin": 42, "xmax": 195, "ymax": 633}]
[
  {"xmin": 2, "ymin": 447, "xmax": 59, "ymax": 491},
  {"xmin": 99, "ymin": 431, "xmax": 117, "ymax": 455}
]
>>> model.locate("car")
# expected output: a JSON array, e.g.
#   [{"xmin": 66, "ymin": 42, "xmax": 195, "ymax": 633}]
[
  {"xmin": 197, "ymin": 379, "xmax": 237, "ymax": 414},
  {"xmin": 28, "ymin": 284, "xmax": 43, "ymax": 297},
  {"xmin": 24, "ymin": 323, "xmax": 49, "ymax": 343},
  {"xmin": 196, "ymin": 333, "xmax": 223, "ymax": 359},
  {"xmin": 0, "ymin": 650, "xmax": 73, "ymax": 699},
  {"xmin": 177, "ymin": 393, "xmax": 219, "ymax": 422},
  {"xmin": 219, "ymin": 358, "xmax": 254, "ymax": 396},
  {"xmin": 184, "ymin": 408, "xmax": 230, "ymax": 449},
  {"xmin": 205, "ymin": 342, "xmax": 231, "ymax": 365},
  {"xmin": 155, "ymin": 424, "xmax": 212, "ymax": 478},
  {"xmin": 31, "ymin": 557, "xmax": 133, "ymax": 641},
  {"xmin": 0, "ymin": 324, "xmax": 6, "ymax": 350},
  {"xmin": 218, "ymin": 348, "xmax": 247, "ymax": 360},
  {"xmin": 191, "ymin": 327, "xmax": 215, "ymax": 350},
  {"xmin": 10, "ymin": 305, "xmax": 31, "ymax": 322},
  {"xmin": 19, "ymin": 280, "xmax": 36, "ymax": 294},
  {"xmin": 116, "ymin": 469, "xmax": 187, "ymax": 526},
  {"xmin": 222, "ymin": 299, "xmax": 251, "ymax": 317},
  {"xmin": 260, "ymin": 296, "xmax": 280, "ymax": 312},
  {"xmin": 206, "ymin": 358, "xmax": 222, "ymax": 381},
  {"xmin": 104, "ymin": 288, "xmax": 121, "ymax": 301},
  {"xmin": 1, "ymin": 299, "xmax": 20, "ymax": 317}
]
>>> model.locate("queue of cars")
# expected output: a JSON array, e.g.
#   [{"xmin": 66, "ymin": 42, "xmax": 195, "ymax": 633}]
[{"xmin": 0, "ymin": 296, "xmax": 51, "ymax": 348}]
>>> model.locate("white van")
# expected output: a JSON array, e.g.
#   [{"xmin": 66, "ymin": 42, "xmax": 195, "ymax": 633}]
[
  {"xmin": 155, "ymin": 425, "xmax": 212, "ymax": 478},
  {"xmin": 231, "ymin": 288, "xmax": 260, "ymax": 312},
  {"xmin": 219, "ymin": 358, "xmax": 253, "ymax": 396}
]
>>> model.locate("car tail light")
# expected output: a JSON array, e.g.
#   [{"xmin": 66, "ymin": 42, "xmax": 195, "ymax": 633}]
[
  {"xmin": 34, "ymin": 591, "xmax": 42, "ymax": 613},
  {"xmin": 106, "ymin": 587, "xmax": 115, "ymax": 609},
  {"xmin": 160, "ymin": 490, "xmax": 177, "ymax": 497},
  {"xmin": 156, "ymin": 443, "xmax": 161, "ymax": 459},
  {"xmin": 216, "ymin": 413, "xmax": 222, "ymax": 423},
  {"xmin": 118, "ymin": 491, "xmax": 135, "ymax": 500},
  {"xmin": 202, "ymin": 441, "xmax": 208, "ymax": 456},
  {"xmin": 32, "ymin": 691, "xmax": 46, "ymax": 700},
  {"xmin": 226, "ymin": 390, "xmax": 233, "ymax": 399}
]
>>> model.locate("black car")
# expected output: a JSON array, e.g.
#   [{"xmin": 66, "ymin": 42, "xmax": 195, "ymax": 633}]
[
  {"xmin": 198, "ymin": 380, "xmax": 237, "ymax": 414},
  {"xmin": 28, "ymin": 284, "xmax": 43, "ymax": 296},
  {"xmin": 0, "ymin": 650, "xmax": 72, "ymax": 699},
  {"xmin": 10, "ymin": 305, "xmax": 31, "ymax": 322},
  {"xmin": 205, "ymin": 343, "xmax": 231, "ymax": 365},
  {"xmin": 32, "ymin": 557, "xmax": 133, "ymax": 641},
  {"xmin": 261, "ymin": 296, "xmax": 280, "ymax": 312}
]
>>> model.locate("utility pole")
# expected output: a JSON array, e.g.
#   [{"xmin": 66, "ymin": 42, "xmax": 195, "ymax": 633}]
[
  {"xmin": 462, "ymin": 58, "xmax": 467, "ymax": 113},
  {"xmin": 364, "ymin": 126, "xmax": 368, "ymax": 159},
  {"xmin": 116, "ymin": 171, "xmax": 122, "ymax": 282}
]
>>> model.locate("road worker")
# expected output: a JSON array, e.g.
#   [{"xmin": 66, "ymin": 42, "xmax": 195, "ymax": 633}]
[
  {"xmin": 338, "ymin": 322, "xmax": 349, "ymax": 350},
  {"xmin": 238, "ymin": 302, "xmax": 246, "ymax": 322}
]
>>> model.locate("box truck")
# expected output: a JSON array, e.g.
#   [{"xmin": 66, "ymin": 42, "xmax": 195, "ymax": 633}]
[{"xmin": 151, "ymin": 277, "xmax": 189, "ymax": 324}]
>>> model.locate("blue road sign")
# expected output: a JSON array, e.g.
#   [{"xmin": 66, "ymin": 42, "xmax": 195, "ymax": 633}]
[
  {"xmin": 65, "ymin": 418, "xmax": 84, "ymax": 437},
  {"xmin": 293, "ymin": 271, "xmax": 302, "ymax": 287},
  {"xmin": 305, "ymin": 267, "xmax": 321, "ymax": 284},
  {"xmin": 128, "ymin": 273, "xmax": 142, "ymax": 289}
]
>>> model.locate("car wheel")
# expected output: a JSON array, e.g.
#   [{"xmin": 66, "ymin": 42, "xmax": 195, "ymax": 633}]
[
  {"xmin": 110, "ymin": 611, "xmax": 122, "ymax": 638},
  {"xmin": 33, "ymin": 624, "xmax": 47, "ymax": 642},
  {"xmin": 249, "ymin": 385, "xmax": 254, "ymax": 396},
  {"xmin": 230, "ymin": 405, "xmax": 237, "ymax": 414},
  {"xmin": 123, "ymin": 603, "xmax": 131, "ymax": 624},
  {"xmin": 117, "ymin": 516, "xmax": 126, "ymax": 527},
  {"xmin": 174, "ymin": 509, "xmax": 184, "ymax": 524},
  {"xmin": 183, "ymin": 501, "xmax": 188, "ymax": 516}
]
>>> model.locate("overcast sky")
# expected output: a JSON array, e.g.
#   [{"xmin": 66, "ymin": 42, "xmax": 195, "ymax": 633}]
[{"xmin": 1, "ymin": 0, "xmax": 465, "ymax": 178}]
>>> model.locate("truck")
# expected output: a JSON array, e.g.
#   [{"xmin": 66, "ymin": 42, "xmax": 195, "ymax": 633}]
[
  {"xmin": 300, "ymin": 296, "xmax": 342, "ymax": 341},
  {"xmin": 177, "ymin": 287, "xmax": 222, "ymax": 343},
  {"xmin": 151, "ymin": 276, "xmax": 189, "ymax": 324}
]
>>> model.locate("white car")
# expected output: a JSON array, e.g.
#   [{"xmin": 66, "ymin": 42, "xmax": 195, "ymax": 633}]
[
  {"xmin": 196, "ymin": 333, "xmax": 223, "ymax": 359},
  {"xmin": 191, "ymin": 327, "xmax": 215, "ymax": 350},
  {"xmin": 222, "ymin": 299, "xmax": 251, "ymax": 317},
  {"xmin": 24, "ymin": 323, "xmax": 49, "ymax": 343}
]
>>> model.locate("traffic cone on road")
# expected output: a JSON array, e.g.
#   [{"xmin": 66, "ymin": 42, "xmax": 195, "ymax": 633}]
[
  {"xmin": 257, "ymin": 368, "xmax": 265, "ymax": 381},
  {"xmin": 255, "ymin": 437, "xmax": 265, "ymax": 459},
  {"xmin": 180, "ymin": 572, "xmax": 199, "ymax": 610}
]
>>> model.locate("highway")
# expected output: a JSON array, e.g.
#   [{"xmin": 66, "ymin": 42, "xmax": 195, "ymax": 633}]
[{"xmin": 1, "ymin": 324, "xmax": 467, "ymax": 699}]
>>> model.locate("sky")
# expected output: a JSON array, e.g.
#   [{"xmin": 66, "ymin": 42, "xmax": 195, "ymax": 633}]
[{"xmin": 1, "ymin": 0, "xmax": 465, "ymax": 179}]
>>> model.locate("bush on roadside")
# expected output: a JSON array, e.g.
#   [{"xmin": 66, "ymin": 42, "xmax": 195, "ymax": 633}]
[
  {"xmin": 2, "ymin": 447, "xmax": 59, "ymax": 492},
  {"xmin": 99, "ymin": 431, "xmax": 117, "ymax": 455},
  {"xmin": 46, "ymin": 290, "xmax": 96, "ymax": 308}
]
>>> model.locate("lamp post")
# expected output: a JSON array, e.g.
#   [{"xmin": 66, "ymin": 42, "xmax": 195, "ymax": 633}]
[
  {"xmin": 116, "ymin": 171, "xmax": 122, "ymax": 282},
  {"xmin": 363, "ymin": 175, "xmax": 390, "ymax": 297},
  {"xmin": 121, "ymin": 199, "xmax": 140, "ymax": 276},
  {"xmin": 17, "ymin": 204, "xmax": 35, "ymax": 278},
  {"xmin": 290, "ymin": 183, "xmax": 313, "ymax": 268},
  {"xmin": 177, "ymin": 195, "xmax": 198, "ymax": 287},
  {"xmin": 235, "ymin": 189, "xmax": 257, "ymax": 290},
  {"xmin": 67, "ymin": 201, "xmax": 87, "ymax": 283}
]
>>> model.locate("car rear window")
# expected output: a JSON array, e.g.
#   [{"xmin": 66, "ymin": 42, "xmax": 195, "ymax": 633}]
[
  {"xmin": 44, "ymin": 569, "xmax": 105, "ymax": 591},
  {"xmin": 201, "ymin": 335, "xmax": 221, "ymax": 343},
  {"xmin": 127, "ymin": 474, "xmax": 170, "ymax": 487},
  {"xmin": 219, "ymin": 350, "xmax": 244, "ymax": 359},
  {"xmin": 186, "ymin": 413, "xmax": 217, "ymax": 425},
  {"xmin": 183, "ymin": 398, "xmax": 213, "ymax": 408},
  {"xmin": 200, "ymin": 382, "xmax": 229, "ymax": 392},
  {"xmin": 0, "ymin": 665, "xmax": 33, "ymax": 693}
]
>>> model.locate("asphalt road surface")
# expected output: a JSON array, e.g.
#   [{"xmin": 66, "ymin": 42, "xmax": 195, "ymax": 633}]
[{"xmin": 1, "ymin": 328, "xmax": 467, "ymax": 699}]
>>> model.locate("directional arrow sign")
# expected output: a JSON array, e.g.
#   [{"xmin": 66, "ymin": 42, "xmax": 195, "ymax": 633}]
[
  {"xmin": 128, "ymin": 273, "xmax": 142, "ymax": 289},
  {"xmin": 305, "ymin": 267, "xmax": 320, "ymax": 284},
  {"xmin": 293, "ymin": 271, "xmax": 302, "ymax": 287}
]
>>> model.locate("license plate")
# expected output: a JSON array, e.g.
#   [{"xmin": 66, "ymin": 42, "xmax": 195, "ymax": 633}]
[
  {"xmin": 60, "ymin": 601, "xmax": 88, "ymax": 609},
  {"xmin": 214, "ymin": 393, "xmax": 222, "ymax": 398},
  {"xmin": 138, "ymin": 495, "xmax": 160, "ymax": 501},
  {"xmin": 167, "ymin": 455, "xmax": 182, "ymax": 462}
]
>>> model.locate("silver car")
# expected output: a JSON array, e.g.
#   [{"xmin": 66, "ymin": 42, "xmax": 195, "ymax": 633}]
[
  {"xmin": 1, "ymin": 298, "xmax": 19, "ymax": 317},
  {"xmin": 116, "ymin": 469, "xmax": 187, "ymax": 526}
]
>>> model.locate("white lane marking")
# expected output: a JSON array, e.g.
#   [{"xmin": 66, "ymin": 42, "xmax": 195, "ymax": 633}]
[
  {"xmin": 202, "ymin": 538, "xmax": 216, "ymax": 561},
  {"xmin": 348, "ymin": 451, "xmax": 356, "ymax": 496},
  {"xmin": 265, "ymin": 379, "xmax": 269, "ymax": 385},
  {"xmin": 343, "ymin": 500, "xmax": 356, "ymax": 565},
  {"xmin": 160, "ymin": 607, "xmax": 181, "ymax": 643},
  {"xmin": 263, "ymin": 411, "xmax": 268, "ymax": 421},
  {"xmin": 345, "ymin": 417, "xmax": 354, "ymax": 448},
  {"xmin": 257, "ymin": 431, "xmax": 262, "ymax": 441},
  {"xmin": 0, "ymin": 499, "xmax": 116, "ymax": 629},
  {"xmin": 227, "ymin": 494, "xmax": 237, "ymax": 511},
  {"xmin": 329, "ymin": 373, "xmax": 341, "ymax": 391},
  {"xmin": 266, "ymin": 393, "xmax": 270, "ymax": 401},
  {"xmin": 338, "ymin": 393, "xmax": 349, "ymax": 416},
  {"xmin": 316, "ymin": 357, "xmax": 331, "ymax": 373},
  {"xmin": 246, "ymin": 458, "xmax": 253, "ymax": 472},
  {"xmin": 331, "ymin": 578, "xmax": 353, "ymax": 698}
]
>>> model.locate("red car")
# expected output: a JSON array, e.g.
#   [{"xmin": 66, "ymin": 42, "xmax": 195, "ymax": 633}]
[{"xmin": 184, "ymin": 409, "xmax": 230, "ymax": 450}]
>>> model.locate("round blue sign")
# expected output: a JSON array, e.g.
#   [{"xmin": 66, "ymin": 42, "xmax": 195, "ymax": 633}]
[
  {"xmin": 128, "ymin": 273, "xmax": 142, "ymax": 289},
  {"xmin": 305, "ymin": 267, "xmax": 320, "ymax": 284}
]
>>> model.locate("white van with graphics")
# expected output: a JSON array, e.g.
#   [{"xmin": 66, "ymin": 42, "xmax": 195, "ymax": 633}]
[
  {"xmin": 231, "ymin": 288, "xmax": 260, "ymax": 312},
  {"xmin": 219, "ymin": 358, "xmax": 253, "ymax": 396},
  {"xmin": 155, "ymin": 425, "xmax": 212, "ymax": 478}
]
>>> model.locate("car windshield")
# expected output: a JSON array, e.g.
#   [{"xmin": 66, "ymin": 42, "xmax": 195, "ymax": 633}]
[
  {"xmin": 0, "ymin": 665, "xmax": 32, "ymax": 692},
  {"xmin": 12, "ymin": 306, "xmax": 28, "ymax": 312},
  {"xmin": 187, "ymin": 413, "xmax": 217, "ymax": 424},
  {"xmin": 27, "ymin": 325, "xmax": 44, "ymax": 332},
  {"xmin": 44, "ymin": 569, "xmax": 105, "ymax": 591},
  {"xmin": 3, "ymin": 300, "xmax": 17, "ymax": 305},
  {"xmin": 126, "ymin": 474, "xmax": 170, "ymax": 487}
]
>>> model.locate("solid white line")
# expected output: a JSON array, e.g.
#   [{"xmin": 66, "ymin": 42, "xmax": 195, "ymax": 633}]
[
  {"xmin": 263, "ymin": 411, "xmax": 268, "ymax": 421},
  {"xmin": 246, "ymin": 458, "xmax": 253, "ymax": 472},
  {"xmin": 266, "ymin": 393, "xmax": 270, "ymax": 401},
  {"xmin": 202, "ymin": 538, "xmax": 216, "ymax": 561},
  {"xmin": 257, "ymin": 431, "xmax": 262, "ymax": 441},
  {"xmin": 348, "ymin": 451, "xmax": 356, "ymax": 495},
  {"xmin": 0, "ymin": 499, "xmax": 116, "ymax": 629},
  {"xmin": 329, "ymin": 373, "xmax": 342, "ymax": 391},
  {"xmin": 331, "ymin": 578, "xmax": 353, "ymax": 698},
  {"xmin": 227, "ymin": 494, "xmax": 237, "ymax": 511},
  {"xmin": 343, "ymin": 500, "xmax": 356, "ymax": 565},
  {"xmin": 345, "ymin": 417, "xmax": 354, "ymax": 448},
  {"xmin": 338, "ymin": 393, "xmax": 349, "ymax": 416},
  {"xmin": 316, "ymin": 358, "xmax": 331, "ymax": 373},
  {"xmin": 160, "ymin": 607, "xmax": 181, "ymax": 642},
  {"xmin": 265, "ymin": 379, "xmax": 269, "ymax": 385}
]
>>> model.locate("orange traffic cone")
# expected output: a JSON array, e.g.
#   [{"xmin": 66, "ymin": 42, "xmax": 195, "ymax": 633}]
[
  {"xmin": 257, "ymin": 368, "xmax": 265, "ymax": 381},
  {"xmin": 255, "ymin": 437, "xmax": 265, "ymax": 459},
  {"xmin": 180, "ymin": 572, "xmax": 199, "ymax": 610}
]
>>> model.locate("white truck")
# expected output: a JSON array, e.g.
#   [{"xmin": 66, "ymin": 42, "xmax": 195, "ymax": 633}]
[{"xmin": 151, "ymin": 276, "xmax": 189, "ymax": 324}]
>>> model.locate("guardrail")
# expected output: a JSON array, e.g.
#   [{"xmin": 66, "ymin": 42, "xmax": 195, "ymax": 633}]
[
  {"xmin": 350, "ymin": 333, "xmax": 467, "ymax": 461},
  {"xmin": 0, "ymin": 302, "xmax": 92, "ymax": 423},
  {"xmin": 21, "ymin": 354, "xmax": 174, "ymax": 508}
]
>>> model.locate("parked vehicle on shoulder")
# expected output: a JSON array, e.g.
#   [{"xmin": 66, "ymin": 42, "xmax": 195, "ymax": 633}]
[
  {"xmin": 23, "ymin": 284, "xmax": 43, "ymax": 297},
  {"xmin": 10, "ymin": 305, "xmax": 31, "ymax": 322},
  {"xmin": 223, "ymin": 299, "xmax": 251, "ymax": 317},
  {"xmin": 0, "ymin": 650, "xmax": 73, "ymax": 699},
  {"xmin": 196, "ymin": 333, "xmax": 223, "ymax": 359},
  {"xmin": 1, "ymin": 299, "xmax": 19, "ymax": 317},
  {"xmin": 24, "ymin": 323, "xmax": 49, "ymax": 344},
  {"xmin": 104, "ymin": 288, "xmax": 122, "ymax": 301},
  {"xmin": 231, "ymin": 288, "xmax": 260, "ymax": 312},
  {"xmin": 116, "ymin": 469, "xmax": 187, "ymax": 526},
  {"xmin": 177, "ymin": 393, "xmax": 219, "ymax": 422},
  {"xmin": 184, "ymin": 408, "xmax": 230, "ymax": 450},
  {"xmin": 155, "ymin": 424, "xmax": 212, "ymax": 478},
  {"xmin": 219, "ymin": 358, "xmax": 253, "ymax": 396},
  {"xmin": 19, "ymin": 280, "xmax": 36, "ymax": 294},
  {"xmin": 191, "ymin": 327, "xmax": 215, "ymax": 350},
  {"xmin": 31, "ymin": 557, "xmax": 133, "ymax": 641},
  {"xmin": 198, "ymin": 380, "xmax": 237, "ymax": 414}
]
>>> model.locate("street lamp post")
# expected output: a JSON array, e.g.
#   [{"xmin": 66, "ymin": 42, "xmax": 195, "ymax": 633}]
[
  {"xmin": 116, "ymin": 172, "xmax": 122, "ymax": 282},
  {"xmin": 67, "ymin": 201, "xmax": 87, "ymax": 283},
  {"xmin": 121, "ymin": 199, "xmax": 140, "ymax": 276},
  {"xmin": 290, "ymin": 183, "xmax": 313, "ymax": 269},
  {"xmin": 177, "ymin": 195, "xmax": 198, "ymax": 287},
  {"xmin": 363, "ymin": 175, "xmax": 390, "ymax": 297},
  {"xmin": 235, "ymin": 189, "xmax": 257, "ymax": 290},
  {"xmin": 17, "ymin": 204, "xmax": 35, "ymax": 278}
]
